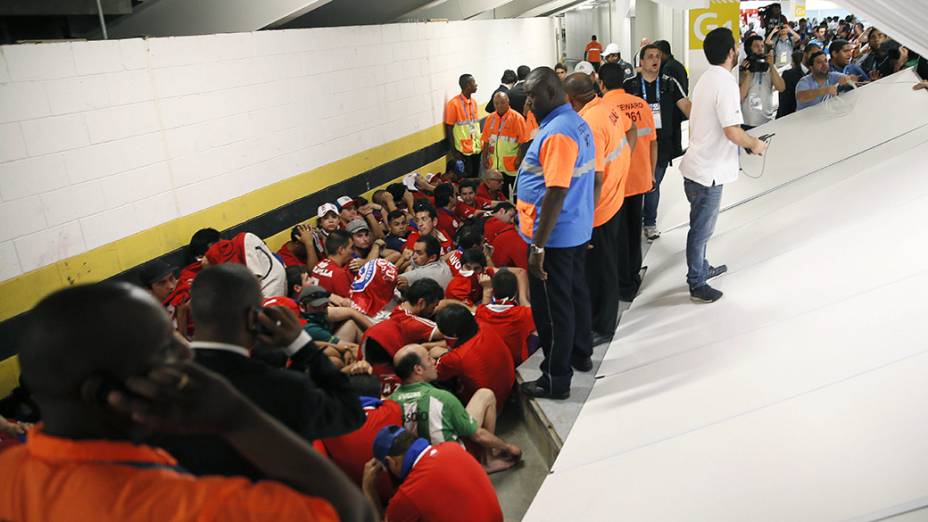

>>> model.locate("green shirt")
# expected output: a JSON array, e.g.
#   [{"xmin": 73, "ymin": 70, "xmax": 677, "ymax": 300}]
[{"xmin": 390, "ymin": 381, "xmax": 478, "ymax": 443}]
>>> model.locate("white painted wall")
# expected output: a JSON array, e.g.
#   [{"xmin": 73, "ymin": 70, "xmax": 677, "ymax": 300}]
[{"xmin": 0, "ymin": 18, "xmax": 555, "ymax": 282}]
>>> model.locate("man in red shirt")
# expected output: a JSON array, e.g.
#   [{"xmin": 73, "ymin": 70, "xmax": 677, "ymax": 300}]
[
  {"xmin": 277, "ymin": 224, "xmax": 319, "ymax": 269},
  {"xmin": 363, "ymin": 427, "xmax": 503, "ymax": 522},
  {"xmin": 432, "ymin": 183, "xmax": 462, "ymax": 239},
  {"xmin": 477, "ymin": 170, "xmax": 507, "ymax": 205},
  {"xmin": 360, "ymin": 278, "xmax": 445, "ymax": 393},
  {"xmin": 485, "ymin": 202, "xmax": 529, "ymax": 271},
  {"xmin": 319, "ymin": 397, "xmax": 403, "ymax": 495},
  {"xmin": 311, "ymin": 230, "xmax": 355, "ymax": 300},
  {"xmin": 398, "ymin": 204, "xmax": 453, "ymax": 272},
  {"xmin": 458, "ymin": 179, "xmax": 483, "ymax": 212},
  {"xmin": 435, "ymin": 304, "xmax": 515, "ymax": 407},
  {"xmin": 444, "ymin": 249, "xmax": 495, "ymax": 309},
  {"xmin": 475, "ymin": 269, "xmax": 537, "ymax": 365},
  {"xmin": 336, "ymin": 196, "xmax": 360, "ymax": 227}
]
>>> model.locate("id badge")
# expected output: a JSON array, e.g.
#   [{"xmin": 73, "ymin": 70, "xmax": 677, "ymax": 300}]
[
  {"xmin": 748, "ymin": 92, "xmax": 763, "ymax": 112},
  {"xmin": 779, "ymin": 51, "xmax": 789, "ymax": 65},
  {"xmin": 650, "ymin": 102, "xmax": 662, "ymax": 130}
]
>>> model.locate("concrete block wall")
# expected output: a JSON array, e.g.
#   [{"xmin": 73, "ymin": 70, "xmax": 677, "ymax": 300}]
[{"xmin": 0, "ymin": 18, "xmax": 555, "ymax": 283}]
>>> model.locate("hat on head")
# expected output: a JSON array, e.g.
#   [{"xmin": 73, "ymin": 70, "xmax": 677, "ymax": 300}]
[
  {"xmin": 346, "ymin": 218, "xmax": 370, "ymax": 235},
  {"xmin": 317, "ymin": 203, "xmax": 339, "ymax": 218},
  {"xmin": 575, "ymin": 61, "xmax": 595, "ymax": 75},
  {"xmin": 424, "ymin": 172, "xmax": 440, "ymax": 183},
  {"xmin": 403, "ymin": 173, "xmax": 420, "ymax": 192},
  {"xmin": 336, "ymin": 196, "xmax": 357, "ymax": 210},
  {"xmin": 298, "ymin": 285, "xmax": 331, "ymax": 307},
  {"xmin": 373, "ymin": 425, "xmax": 406, "ymax": 464},
  {"xmin": 262, "ymin": 296, "xmax": 307, "ymax": 326},
  {"xmin": 604, "ymin": 43, "xmax": 621, "ymax": 56},
  {"xmin": 139, "ymin": 260, "xmax": 175, "ymax": 288}
]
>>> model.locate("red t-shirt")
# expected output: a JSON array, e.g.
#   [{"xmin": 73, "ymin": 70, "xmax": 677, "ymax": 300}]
[
  {"xmin": 444, "ymin": 267, "xmax": 495, "ymax": 307},
  {"xmin": 491, "ymin": 226, "xmax": 528, "ymax": 270},
  {"xmin": 476, "ymin": 183, "xmax": 504, "ymax": 205},
  {"xmin": 482, "ymin": 217, "xmax": 509, "ymax": 243},
  {"xmin": 435, "ymin": 208, "xmax": 460, "ymax": 239},
  {"xmin": 445, "ymin": 250, "xmax": 463, "ymax": 278},
  {"xmin": 403, "ymin": 230, "xmax": 453, "ymax": 255},
  {"xmin": 319, "ymin": 400, "xmax": 402, "ymax": 497},
  {"xmin": 362, "ymin": 307, "xmax": 438, "ymax": 361},
  {"xmin": 475, "ymin": 301, "xmax": 535, "ymax": 365},
  {"xmin": 276, "ymin": 242, "xmax": 305, "ymax": 268},
  {"xmin": 454, "ymin": 202, "xmax": 479, "ymax": 221},
  {"xmin": 436, "ymin": 328, "xmax": 514, "ymax": 407},
  {"xmin": 385, "ymin": 442, "xmax": 503, "ymax": 522},
  {"xmin": 311, "ymin": 258, "xmax": 353, "ymax": 297}
]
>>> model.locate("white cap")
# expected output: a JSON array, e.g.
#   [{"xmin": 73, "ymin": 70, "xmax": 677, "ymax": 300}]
[
  {"xmin": 604, "ymin": 43, "xmax": 621, "ymax": 57},
  {"xmin": 336, "ymin": 196, "xmax": 356, "ymax": 209},
  {"xmin": 424, "ymin": 172, "xmax": 439, "ymax": 183},
  {"xmin": 403, "ymin": 172, "xmax": 420, "ymax": 192},
  {"xmin": 317, "ymin": 202, "xmax": 339, "ymax": 218},
  {"xmin": 575, "ymin": 61, "xmax": 595, "ymax": 75}
]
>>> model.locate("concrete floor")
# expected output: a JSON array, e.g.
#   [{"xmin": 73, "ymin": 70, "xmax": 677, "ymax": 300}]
[{"xmin": 490, "ymin": 406, "xmax": 551, "ymax": 522}]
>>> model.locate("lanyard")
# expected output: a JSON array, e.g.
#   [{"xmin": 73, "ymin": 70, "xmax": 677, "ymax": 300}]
[
  {"xmin": 458, "ymin": 96, "xmax": 475, "ymax": 122},
  {"xmin": 641, "ymin": 75, "xmax": 661, "ymax": 103}
]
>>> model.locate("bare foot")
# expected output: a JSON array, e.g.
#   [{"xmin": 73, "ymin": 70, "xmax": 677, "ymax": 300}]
[{"xmin": 484, "ymin": 455, "xmax": 518, "ymax": 474}]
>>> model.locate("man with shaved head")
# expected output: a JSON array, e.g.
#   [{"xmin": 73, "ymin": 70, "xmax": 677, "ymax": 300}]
[
  {"xmin": 516, "ymin": 67, "xmax": 597, "ymax": 400},
  {"xmin": 389, "ymin": 344, "xmax": 521, "ymax": 472},
  {"xmin": 2, "ymin": 281, "xmax": 373, "ymax": 521},
  {"xmin": 481, "ymin": 90, "xmax": 530, "ymax": 198},
  {"xmin": 565, "ymin": 67, "xmax": 635, "ymax": 344}
]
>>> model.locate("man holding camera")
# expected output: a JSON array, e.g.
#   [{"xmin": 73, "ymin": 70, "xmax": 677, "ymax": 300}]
[
  {"xmin": 740, "ymin": 34, "xmax": 785, "ymax": 130},
  {"xmin": 765, "ymin": 24, "xmax": 800, "ymax": 68}
]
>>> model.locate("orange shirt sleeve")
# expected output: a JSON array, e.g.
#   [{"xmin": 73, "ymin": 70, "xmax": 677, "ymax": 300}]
[
  {"xmin": 538, "ymin": 133, "xmax": 580, "ymax": 189},
  {"xmin": 444, "ymin": 98, "xmax": 458, "ymax": 126},
  {"xmin": 639, "ymin": 103, "xmax": 656, "ymax": 142},
  {"xmin": 517, "ymin": 115, "xmax": 531, "ymax": 143}
]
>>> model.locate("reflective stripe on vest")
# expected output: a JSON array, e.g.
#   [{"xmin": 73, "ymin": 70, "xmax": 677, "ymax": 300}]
[
  {"xmin": 487, "ymin": 112, "xmax": 521, "ymax": 175},
  {"xmin": 453, "ymin": 96, "xmax": 482, "ymax": 155}
]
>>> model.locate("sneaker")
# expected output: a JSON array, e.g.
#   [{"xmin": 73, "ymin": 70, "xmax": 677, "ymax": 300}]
[
  {"xmin": 690, "ymin": 284, "xmax": 723, "ymax": 303},
  {"xmin": 571, "ymin": 355, "xmax": 594, "ymax": 372},
  {"xmin": 707, "ymin": 264, "xmax": 728, "ymax": 280},
  {"xmin": 643, "ymin": 226, "xmax": 661, "ymax": 241}
]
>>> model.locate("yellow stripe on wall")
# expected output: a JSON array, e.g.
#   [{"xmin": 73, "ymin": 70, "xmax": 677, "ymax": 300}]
[
  {"xmin": 0, "ymin": 356, "xmax": 20, "ymax": 400},
  {"xmin": 0, "ymin": 123, "xmax": 446, "ymax": 323}
]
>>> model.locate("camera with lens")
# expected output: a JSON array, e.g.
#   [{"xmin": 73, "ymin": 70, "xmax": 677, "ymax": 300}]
[{"xmin": 746, "ymin": 54, "xmax": 770, "ymax": 73}]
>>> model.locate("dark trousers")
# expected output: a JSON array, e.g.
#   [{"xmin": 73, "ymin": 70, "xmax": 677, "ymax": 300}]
[
  {"xmin": 529, "ymin": 242, "xmax": 592, "ymax": 394},
  {"xmin": 462, "ymin": 153, "xmax": 481, "ymax": 178},
  {"xmin": 501, "ymin": 174, "xmax": 515, "ymax": 200},
  {"xmin": 587, "ymin": 210, "xmax": 622, "ymax": 334},
  {"xmin": 616, "ymin": 194, "xmax": 644, "ymax": 300}
]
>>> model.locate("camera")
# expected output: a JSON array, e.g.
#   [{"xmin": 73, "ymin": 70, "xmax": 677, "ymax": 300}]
[{"xmin": 746, "ymin": 54, "xmax": 770, "ymax": 73}]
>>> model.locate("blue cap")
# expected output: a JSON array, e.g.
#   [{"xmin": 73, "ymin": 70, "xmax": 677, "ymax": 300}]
[
  {"xmin": 454, "ymin": 160, "xmax": 465, "ymax": 174},
  {"xmin": 373, "ymin": 425, "xmax": 405, "ymax": 464}
]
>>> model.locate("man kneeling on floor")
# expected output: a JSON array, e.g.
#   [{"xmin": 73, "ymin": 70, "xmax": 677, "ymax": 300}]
[
  {"xmin": 362, "ymin": 426, "xmax": 503, "ymax": 522},
  {"xmin": 389, "ymin": 344, "xmax": 521, "ymax": 473}
]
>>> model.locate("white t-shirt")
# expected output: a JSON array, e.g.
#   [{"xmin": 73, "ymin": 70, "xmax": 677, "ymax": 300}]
[{"xmin": 680, "ymin": 65, "xmax": 744, "ymax": 187}]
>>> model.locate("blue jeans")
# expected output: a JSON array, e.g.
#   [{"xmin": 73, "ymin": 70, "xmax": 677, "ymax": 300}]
[
  {"xmin": 684, "ymin": 178, "xmax": 723, "ymax": 289},
  {"xmin": 642, "ymin": 163, "xmax": 668, "ymax": 227}
]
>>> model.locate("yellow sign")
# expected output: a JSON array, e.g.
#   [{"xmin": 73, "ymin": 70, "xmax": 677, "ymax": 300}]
[
  {"xmin": 793, "ymin": 0, "xmax": 806, "ymax": 18},
  {"xmin": 689, "ymin": 0, "xmax": 741, "ymax": 50}
]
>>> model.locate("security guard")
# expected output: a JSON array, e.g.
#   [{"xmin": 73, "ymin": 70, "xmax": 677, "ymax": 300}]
[
  {"xmin": 444, "ymin": 74, "xmax": 483, "ymax": 178},
  {"xmin": 481, "ymin": 91, "xmax": 530, "ymax": 198}
]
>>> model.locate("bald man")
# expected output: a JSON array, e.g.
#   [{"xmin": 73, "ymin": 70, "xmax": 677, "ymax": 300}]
[
  {"xmin": 481, "ymin": 91, "xmax": 530, "ymax": 198},
  {"xmin": 565, "ymin": 71, "xmax": 635, "ymax": 343},
  {"xmin": 2, "ymin": 281, "xmax": 373, "ymax": 522},
  {"xmin": 389, "ymin": 344, "xmax": 521, "ymax": 473}
]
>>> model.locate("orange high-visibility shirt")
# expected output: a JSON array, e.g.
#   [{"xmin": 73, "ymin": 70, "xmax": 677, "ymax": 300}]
[
  {"xmin": 578, "ymin": 93, "xmax": 634, "ymax": 226},
  {"xmin": 586, "ymin": 41, "xmax": 604, "ymax": 63},
  {"xmin": 0, "ymin": 427, "xmax": 338, "ymax": 522},
  {"xmin": 481, "ymin": 108, "xmax": 530, "ymax": 175},
  {"xmin": 444, "ymin": 93, "xmax": 482, "ymax": 155},
  {"xmin": 611, "ymin": 89, "xmax": 656, "ymax": 197}
]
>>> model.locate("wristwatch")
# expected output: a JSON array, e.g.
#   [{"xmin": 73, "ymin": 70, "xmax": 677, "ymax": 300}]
[{"xmin": 530, "ymin": 244, "xmax": 545, "ymax": 255}]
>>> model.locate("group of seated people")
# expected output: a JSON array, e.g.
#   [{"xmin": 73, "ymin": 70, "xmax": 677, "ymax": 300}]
[{"xmin": 0, "ymin": 164, "xmax": 542, "ymax": 521}]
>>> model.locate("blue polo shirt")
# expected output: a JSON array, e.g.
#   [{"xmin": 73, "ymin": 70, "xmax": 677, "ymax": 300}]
[
  {"xmin": 515, "ymin": 103, "xmax": 595, "ymax": 248},
  {"xmin": 796, "ymin": 72, "xmax": 844, "ymax": 111}
]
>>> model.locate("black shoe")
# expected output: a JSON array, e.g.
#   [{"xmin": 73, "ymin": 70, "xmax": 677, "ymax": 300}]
[
  {"xmin": 690, "ymin": 284, "xmax": 723, "ymax": 303},
  {"xmin": 571, "ymin": 356, "xmax": 593, "ymax": 372},
  {"xmin": 591, "ymin": 331, "xmax": 613, "ymax": 347},
  {"xmin": 707, "ymin": 264, "xmax": 728, "ymax": 280},
  {"xmin": 520, "ymin": 379, "xmax": 570, "ymax": 400}
]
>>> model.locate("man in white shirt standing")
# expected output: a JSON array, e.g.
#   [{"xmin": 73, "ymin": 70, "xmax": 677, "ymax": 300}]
[{"xmin": 679, "ymin": 28, "xmax": 767, "ymax": 303}]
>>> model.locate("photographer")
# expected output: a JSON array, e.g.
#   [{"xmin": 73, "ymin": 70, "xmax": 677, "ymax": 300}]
[
  {"xmin": 740, "ymin": 34, "xmax": 785, "ymax": 129},
  {"xmin": 765, "ymin": 23, "xmax": 800, "ymax": 68}
]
